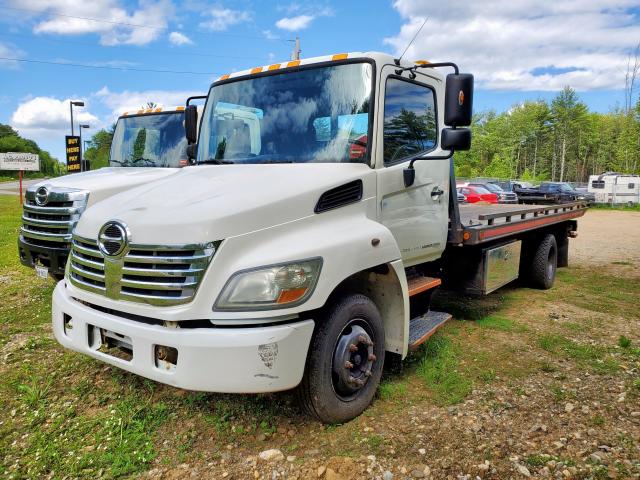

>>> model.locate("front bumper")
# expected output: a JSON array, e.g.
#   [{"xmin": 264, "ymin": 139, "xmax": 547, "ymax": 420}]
[
  {"xmin": 18, "ymin": 236, "xmax": 69, "ymax": 277},
  {"xmin": 52, "ymin": 282, "xmax": 315, "ymax": 393}
]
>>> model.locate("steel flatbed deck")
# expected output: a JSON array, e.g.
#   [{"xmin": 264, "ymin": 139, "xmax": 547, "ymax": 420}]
[{"xmin": 453, "ymin": 202, "xmax": 588, "ymax": 245}]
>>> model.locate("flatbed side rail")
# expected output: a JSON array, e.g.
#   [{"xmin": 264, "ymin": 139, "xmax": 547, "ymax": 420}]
[
  {"xmin": 478, "ymin": 202, "xmax": 586, "ymax": 226},
  {"xmin": 459, "ymin": 201, "xmax": 587, "ymax": 245}
]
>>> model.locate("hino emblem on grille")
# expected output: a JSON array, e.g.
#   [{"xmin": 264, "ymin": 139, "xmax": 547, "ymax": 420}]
[
  {"xmin": 98, "ymin": 220, "xmax": 130, "ymax": 258},
  {"xmin": 35, "ymin": 186, "xmax": 49, "ymax": 206}
]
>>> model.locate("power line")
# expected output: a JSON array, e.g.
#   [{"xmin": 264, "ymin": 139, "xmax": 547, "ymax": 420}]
[
  {"xmin": 0, "ymin": 4, "xmax": 284, "ymax": 42},
  {"xmin": 0, "ymin": 56, "xmax": 217, "ymax": 75},
  {"xmin": 0, "ymin": 31, "xmax": 272, "ymax": 61}
]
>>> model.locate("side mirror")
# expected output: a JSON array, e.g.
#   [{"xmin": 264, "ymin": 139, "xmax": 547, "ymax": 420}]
[
  {"xmin": 441, "ymin": 128, "xmax": 471, "ymax": 151},
  {"xmin": 185, "ymin": 105, "xmax": 198, "ymax": 145},
  {"xmin": 444, "ymin": 73, "xmax": 474, "ymax": 127}
]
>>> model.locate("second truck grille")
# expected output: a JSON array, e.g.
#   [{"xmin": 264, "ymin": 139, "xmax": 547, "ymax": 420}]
[
  {"xmin": 21, "ymin": 191, "xmax": 87, "ymax": 248},
  {"xmin": 69, "ymin": 236, "xmax": 216, "ymax": 306}
]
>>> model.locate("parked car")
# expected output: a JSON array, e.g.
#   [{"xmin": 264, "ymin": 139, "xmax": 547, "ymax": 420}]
[
  {"xmin": 457, "ymin": 186, "xmax": 499, "ymax": 203},
  {"xmin": 490, "ymin": 180, "xmax": 534, "ymax": 192},
  {"xmin": 466, "ymin": 181, "xmax": 518, "ymax": 204},
  {"xmin": 457, "ymin": 191, "xmax": 467, "ymax": 203},
  {"xmin": 516, "ymin": 182, "xmax": 595, "ymax": 204}
]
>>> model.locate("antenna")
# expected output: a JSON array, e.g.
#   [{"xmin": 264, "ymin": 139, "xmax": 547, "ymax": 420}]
[
  {"xmin": 288, "ymin": 36, "xmax": 301, "ymax": 60},
  {"xmin": 397, "ymin": 17, "xmax": 428, "ymax": 65}
]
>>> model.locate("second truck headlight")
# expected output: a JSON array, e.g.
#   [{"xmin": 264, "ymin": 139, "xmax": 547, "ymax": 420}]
[{"xmin": 214, "ymin": 258, "xmax": 322, "ymax": 311}]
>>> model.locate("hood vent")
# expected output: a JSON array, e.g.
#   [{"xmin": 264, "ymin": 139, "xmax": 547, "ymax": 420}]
[{"xmin": 315, "ymin": 180, "xmax": 363, "ymax": 213}]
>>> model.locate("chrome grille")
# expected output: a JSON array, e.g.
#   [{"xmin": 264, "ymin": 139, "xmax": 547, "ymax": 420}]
[
  {"xmin": 21, "ymin": 188, "xmax": 88, "ymax": 248},
  {"xmin": 69, "ymin": 235, "xmax": 216, "ymax": 306}
]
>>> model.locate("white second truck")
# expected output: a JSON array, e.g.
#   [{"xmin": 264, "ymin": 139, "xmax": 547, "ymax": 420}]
[
  {"xmin": 19, "ymin": 104, "xmax": 203, "ymax": 279},
  {"xmin": 52, "ymin": 53, "xmax": 587, "ymax": 423}
]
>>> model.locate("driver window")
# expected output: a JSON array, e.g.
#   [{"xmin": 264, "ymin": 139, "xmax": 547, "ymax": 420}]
[{"xmin": 383, "ymin": 77, "xmax": 436, "ymax": 165}]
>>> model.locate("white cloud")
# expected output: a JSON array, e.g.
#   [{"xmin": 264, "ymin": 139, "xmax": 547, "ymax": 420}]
[
  {"xmin": 200, "ymin": 8, "xmax": 251, "ymax": 31},
  {"xmin": 384, "ymin": 0, "xmax": 640, "ymax": 91},
  {"xmin": 10, "ymin": 96, "xmax": 99, "ymax": 136},
  {"xmin": 95, "ymin": 87, "xmax": 200, "ymax": 119},
  {"xmin": 13, "ymin": 0, "xmax": 173, "ymax": 46},
  {"xmin": 275, "ymin": 14, "xmax": 314, "ymax": 31},
  {"xmin": 169, "ymin": 31, "xmax": 193, "ymax": 46}
]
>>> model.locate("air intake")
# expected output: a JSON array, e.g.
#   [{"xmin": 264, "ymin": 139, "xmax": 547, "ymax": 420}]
[{"xmin": 314, "ymin": 180, "xmax": 363, "ymax": 213}]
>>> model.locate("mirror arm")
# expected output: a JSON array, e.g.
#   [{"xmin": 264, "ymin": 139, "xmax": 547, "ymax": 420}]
[
  {"xmin": 404, "ymin": 150, "xmax": 454, "ymax": 188},
  {"xmin": 186, "ymin": 95, "xmax": 207, "ymax": 106},
  {"xmin": 394, "ymin": 61, "xmax": 460, "ymax": 76}
]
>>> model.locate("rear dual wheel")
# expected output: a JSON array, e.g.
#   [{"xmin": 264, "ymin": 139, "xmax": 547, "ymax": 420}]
[
  {"xmin": 528, "ymin": 233, "xmax": 557, "ymax": 289},
  {"xmin": 297, "ymin": 294, "xmax": 385, "ymax": 424}
]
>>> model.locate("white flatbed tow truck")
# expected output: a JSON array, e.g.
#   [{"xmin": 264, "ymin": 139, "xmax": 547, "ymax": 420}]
[
  {"xmin": 51, "ymin": 52, "xmax": 586, "ymax": 423},
  {"xmin": 19, "ymin": 103, "xmax": 203, "ymax": 279}
]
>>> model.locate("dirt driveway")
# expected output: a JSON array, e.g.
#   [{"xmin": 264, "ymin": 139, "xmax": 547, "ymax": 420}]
[{"xmin": 571, "ymin": 209, "xmax": 640, "ymax": 269}]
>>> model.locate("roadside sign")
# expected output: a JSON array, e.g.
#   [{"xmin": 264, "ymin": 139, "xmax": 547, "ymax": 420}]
[
  {"xmin": 65, "ymin": 136, "xmax": 81, "ymax": 172},
  {"xmin": 0, "ymin": 152, "xmax": 40, "ymax": 171}
]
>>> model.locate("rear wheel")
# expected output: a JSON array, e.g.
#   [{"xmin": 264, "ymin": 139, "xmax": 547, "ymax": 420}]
[
  {"xmin": 528, "ymin": 234, "xmax": 557, "ymax": 289},
  {"xmin": 297, "ymin": 294, "xmax": 385, "ymax": 424}
]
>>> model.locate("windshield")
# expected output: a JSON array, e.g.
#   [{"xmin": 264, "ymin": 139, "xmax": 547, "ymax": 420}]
[
  {"xmin": 197, "ymin": 62, "xmax": 372, "ymax": 164},
  {"xmin": 110, "ymin": 112, "xmax": 187, "ymax": 167}
]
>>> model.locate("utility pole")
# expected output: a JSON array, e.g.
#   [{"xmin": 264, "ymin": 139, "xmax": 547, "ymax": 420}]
[
  {"xmin": 291, "ymin": 36, "xmax": 301, "ymax": 60},
  {"xmin": 69, "ymin": 100, "xmax": 85, "ymax": 136}
]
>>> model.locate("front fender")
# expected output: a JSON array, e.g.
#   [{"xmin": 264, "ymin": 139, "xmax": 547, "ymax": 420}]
[{"xmin": 205, "ymin": 201, "xmax": 402, "ymax": 320}]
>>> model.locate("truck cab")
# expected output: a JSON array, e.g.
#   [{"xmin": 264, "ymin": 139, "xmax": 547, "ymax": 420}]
[
  {"xmin": 19, "ymin": 106, "xmax": 202, "ymax": 279},
  {"xmin": 51, "ymin": 52, "xmax": 585, "ymax": 423}
]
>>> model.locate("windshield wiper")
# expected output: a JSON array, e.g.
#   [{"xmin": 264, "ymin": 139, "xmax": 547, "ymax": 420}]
[{"xmin": 197, "ymin": 158, "xmax": 235, "ymax": 165}]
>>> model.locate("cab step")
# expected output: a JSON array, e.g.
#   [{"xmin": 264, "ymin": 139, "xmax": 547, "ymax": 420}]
[
  {"xmin": 408, "ymin": 311, "xmax": 452, "ymax": 351},
  {"xmin": 407, "ymin": 275, "xmax": 441, "ymax": 297}
]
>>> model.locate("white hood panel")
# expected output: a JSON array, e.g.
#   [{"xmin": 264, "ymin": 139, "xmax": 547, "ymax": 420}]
[
  {"xmin": 75, "ymin": 163, "xmax": 375, "ymax": 244},
  {"xmin": 33, "ymin": 167, "xmax": 179, "ymax": 206}
]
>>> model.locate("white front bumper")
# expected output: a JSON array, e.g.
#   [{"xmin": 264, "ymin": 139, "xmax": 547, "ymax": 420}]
[{"xmin": 52, "ymin": 282, "xmax": 314, "ymax": 393}]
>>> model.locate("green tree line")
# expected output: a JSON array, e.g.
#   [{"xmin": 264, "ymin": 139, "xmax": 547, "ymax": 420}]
[
  {"xmin": 0, "ymin": 124, "xmax": 66, "ymax": 178},
  {"xmin": 455, "ymin": 86, "xmax": 640, "ymax": 182}
]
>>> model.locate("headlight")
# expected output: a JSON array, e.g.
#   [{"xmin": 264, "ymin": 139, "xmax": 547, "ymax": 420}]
[{"xmin": 214, "ymin": 258, "xmax": 322, "ymax": 311}]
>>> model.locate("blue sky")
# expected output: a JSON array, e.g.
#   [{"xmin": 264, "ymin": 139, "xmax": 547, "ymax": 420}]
[{"xmin": 1, "ymin": 0, "xmax": 638, "ymax": 162}]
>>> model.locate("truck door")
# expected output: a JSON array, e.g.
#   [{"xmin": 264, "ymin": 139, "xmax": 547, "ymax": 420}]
[{"xmin": 376, "ymin": 67, "xmax": 449, "ymax": 267}]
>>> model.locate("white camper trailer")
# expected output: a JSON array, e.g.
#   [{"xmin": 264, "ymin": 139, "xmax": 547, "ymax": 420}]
[{"xmin": 588, "ymin": 172, "xmax": 640, "ymax": 205}]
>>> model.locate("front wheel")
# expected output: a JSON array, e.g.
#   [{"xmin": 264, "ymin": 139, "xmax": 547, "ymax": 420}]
[{"xmin": 297, "ymin": 294, "xmax": 385, "ymax": 424}]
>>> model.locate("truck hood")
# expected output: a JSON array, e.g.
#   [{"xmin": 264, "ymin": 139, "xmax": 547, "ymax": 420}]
[
  {"xmin": 75, "ymin": 163, "xmax": 374, "ymax": 244},
  {"xmin": 31, "ymin": 167, "xmax": 179, "ymax": 206}
]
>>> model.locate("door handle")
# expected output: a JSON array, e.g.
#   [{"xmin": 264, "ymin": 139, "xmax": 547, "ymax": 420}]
[{"xmin": 431, "ymin": 187, "xmax": 444, "ymax": 198}]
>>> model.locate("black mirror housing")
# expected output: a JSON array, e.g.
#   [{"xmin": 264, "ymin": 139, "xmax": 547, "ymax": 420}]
[
  {"xmin": 186, "ymin": 143, "xmax": 197, "ymax": 161},
  {"xmin": 444, "ymin": 73, "xmax": 474, "ymax": 127},
  {"xmin": 441, "ymin": 128, "xmax": 471, "ymax": 151},
  {"xmin": 185, "ymin": 105, "xmax": 198, "ymax": 145}
]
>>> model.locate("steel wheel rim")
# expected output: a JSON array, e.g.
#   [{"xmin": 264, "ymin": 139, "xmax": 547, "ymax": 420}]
[{"xmin": 331, "ymin": 318, "xmax": 377, "ymax": 401}]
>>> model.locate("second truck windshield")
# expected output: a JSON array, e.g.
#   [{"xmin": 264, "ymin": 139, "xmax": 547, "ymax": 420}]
[{"xmin": 111, "ymin": 110, "xmax": 189, "ymax": 167}]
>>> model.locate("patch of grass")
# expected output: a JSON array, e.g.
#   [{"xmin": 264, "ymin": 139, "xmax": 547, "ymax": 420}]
[
  {"xmin": 618, "ymin": 335, "xmax": 632, "ymax": 349},
  {"xmin": 417, "ymin": 334, "xmax": 472, "ymax": 406},
  {"xmin": 590, "ymin": 415, "xmax": 606, "ymax": 427},
  {"xmin": 377, "ymin": 380, "xmax": 408, "ymax": 401},
  {"xmin": 524, "ymin": 454, "xmax": 551, "ymax": 467},
  {"xmin": 476, "ymin": 315, "xmax": 522, "ymax": 332},
  {"xmin": 537, "ymin": 334, "xmax": 619, "ymax": 374}
]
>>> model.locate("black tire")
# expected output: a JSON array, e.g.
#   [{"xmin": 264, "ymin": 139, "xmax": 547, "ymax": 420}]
[
  {"xmin": 529, "ymin": 234, "xmax": 557, "ymax": 289},
  {"xmin": 297, "ymin": 294, "xmax": 385, "ymax": 424}
]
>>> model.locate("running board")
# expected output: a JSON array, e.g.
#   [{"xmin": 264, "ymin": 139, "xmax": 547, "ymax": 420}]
[
  {"xmin": 407, "ymin": 276, "xmax": 441, "ymax": 297},
  {"xmin": 408, "ymin": 311, "xmax": 452, "ymax": 351}
]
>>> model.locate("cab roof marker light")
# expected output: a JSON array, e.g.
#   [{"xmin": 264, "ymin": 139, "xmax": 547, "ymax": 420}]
[
  {"xmin": 176, "ymin": 106, "xmax": 185, "ymax": 111},
  {"xmin": 287, "ymin": 60, "xmax": 300, "ymax": 68},
  {"xmin": 268, "ymin": 63, "xmax": 281, "ymax": 71},
  {"xmin": 219, "ymin": 73, "xmax": 230, "ymax": 80},
  {"xmin": 155, "ymin": 107, "xmax": 162, "ymax": 112},
  {"xmin": 251, "ymin": 66, "xmax": 263, "ymax": 74},
  {"xmin": 415, "ymin": 60, "xmax": 430, "ymax": 65},
  {"xmin": 332, "ymin": 53, "xmax": 348, "ymax": 60}
]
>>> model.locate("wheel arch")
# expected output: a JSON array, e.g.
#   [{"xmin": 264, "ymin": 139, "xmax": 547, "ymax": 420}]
[{"xmin": 318, "ymin": 260, "xmax": 409, "ymax": 358}]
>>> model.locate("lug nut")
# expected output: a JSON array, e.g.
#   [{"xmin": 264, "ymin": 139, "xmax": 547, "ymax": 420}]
[
  {"xmin": 364, "ymin": 370, "xmax": 372, "ymax": 377},
  {"xmin": 358, "ymin": 335, "xmax": 368, "ymax": 344},
  {"xmin": 344, "ymin": 361, "xmax": 354, "ymax": 369},
  {"xmin": 349, "ymin": 343, "xmax": 358, "ymax": 352},
  {"xmin": 368, "ymin": 354, "xmax": 377, "ymax": 362}
]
